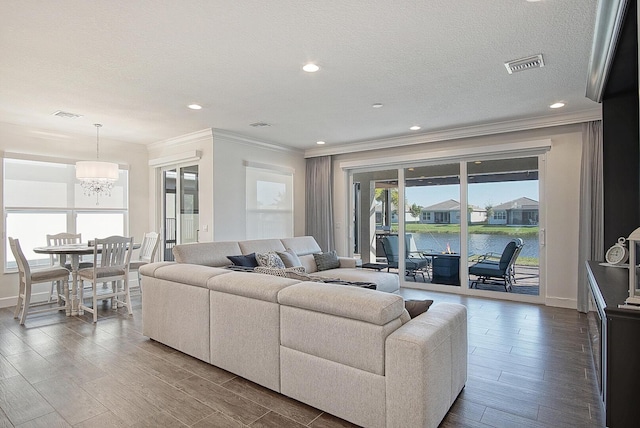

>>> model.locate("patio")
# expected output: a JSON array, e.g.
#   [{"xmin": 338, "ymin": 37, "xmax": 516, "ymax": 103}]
[{"xmin": 396, "ymin": 263, "xmax": 541, "ymax": 296}]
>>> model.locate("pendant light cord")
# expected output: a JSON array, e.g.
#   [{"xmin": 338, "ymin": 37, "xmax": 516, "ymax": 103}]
[{"xmin": 94, "ymin": 123, "xmax": 102, "ymax": 160}]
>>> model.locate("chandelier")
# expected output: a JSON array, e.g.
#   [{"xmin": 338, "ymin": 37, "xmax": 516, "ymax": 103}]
[{"xmin": 76, "ymin": 124, "xmax": 118, "ymax": 205}]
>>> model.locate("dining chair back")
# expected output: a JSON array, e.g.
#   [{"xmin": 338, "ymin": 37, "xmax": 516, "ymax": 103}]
[
  {"xmin": 46, "ymin": 232, "xmax": 89, "ymax": 303},
  {"xmin": 9, "ymin": 237, "xmax": 70, "ymax": 324},
  {"xmin": 78, "ymin": 235, "xmax": 133, "ymax": 323},
  {"xmin": 129, "ymin": 232, "xmax": 160, "ymax": 293}
]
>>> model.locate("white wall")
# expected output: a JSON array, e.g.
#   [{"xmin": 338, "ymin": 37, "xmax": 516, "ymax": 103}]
[
  {"xmin": 148, "ymin": 129, "xmax": 306, "ymax": 243},
  {"xmin": 212, "ymin": 131, "xmax": 306, "ymax": 241},
  {"xmin": 331, "ymin": 124, "xmax": 584, "ymax": 309},
  {"xmin": 0, "ymin": 121, "xmax": 149, "ymax": 307}
]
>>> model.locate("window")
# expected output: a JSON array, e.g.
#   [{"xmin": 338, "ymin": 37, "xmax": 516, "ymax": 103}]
[
  {"xmin": 493, "ymin": 211, "xmax": 506, "ymax": 220},
  {"xmin": 245, "ymin": 163, "xmax": 293, "ymax": 239},
  {"xmin": 4, "ymin": 157, "xmax": 128, "ymax": 270}
]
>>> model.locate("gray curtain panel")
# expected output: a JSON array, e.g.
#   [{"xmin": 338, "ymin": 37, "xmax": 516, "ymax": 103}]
[
  {"xmin": 305, "ymin": 156, "xmax": 335, "ymax": 252},
  {"xmin": 577, "ymin": 120, "xmax": 604, "ymax": 313}
]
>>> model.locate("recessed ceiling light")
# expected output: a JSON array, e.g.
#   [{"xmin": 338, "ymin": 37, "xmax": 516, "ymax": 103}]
[
  {"xmin": 409, "ymin": 126, "xmax": 421, "ymax": 131},
  {"xmin": 303, "ymin": 63, "xmax": 320, "ymax": 72},
  {"xmin": 408, "ymin": 168, "xmax": 415, "ymax": 171},
  {"xmin": 550, "ymin": 102, "xmax": 565, "ymax": 109},
  {"xmin": 474, "ymin": 161, "xmax": 482, "ymax": 164},
  {"xmin": 188, "ymin": 104, "xmax": 202, "ymax": 110},
  {"xmin": 316, "ymin": 141, "xmax": 326, "ymax": 145},
  {"xmin": 372, "ymin": 103, "xmax": 383, "ymax": 108}
]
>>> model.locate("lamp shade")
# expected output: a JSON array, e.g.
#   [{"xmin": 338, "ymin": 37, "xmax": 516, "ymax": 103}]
[{"xmin": 75, "ymin": 161, "xmax": 119, "ymax": 180}]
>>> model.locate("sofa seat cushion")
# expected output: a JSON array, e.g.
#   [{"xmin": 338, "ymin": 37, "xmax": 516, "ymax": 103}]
[
  {"xmin": 207, "ymin": 271, "xmax": 299, "ymax": 302},
  {"xmin": 278, "ymin": 282, "xmax": 404, "ymax": 325},
  {"xmin": 311, "ymin": 268, "xmax": 400, "ymax": 294},
  {"xmin": 144, "ymin": 263, "xmax": 231, "ymax": 288}
]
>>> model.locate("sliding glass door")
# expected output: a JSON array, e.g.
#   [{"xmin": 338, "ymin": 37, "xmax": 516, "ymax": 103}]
[
  {"xmin": 466, "ymin": 158, "xmax": 540, "ymax": 296},
  {"xmin": 403, "ymin": 164, "xmax": 461, "ymax": 286},
  {"xmin": 349, "ymin": 154, "xmax": 544, "ymax": 302}
]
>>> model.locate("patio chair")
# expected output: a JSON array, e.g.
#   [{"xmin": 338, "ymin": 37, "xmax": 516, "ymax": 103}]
[
  {"xmin": 380, "ymin": 235, "xmax": 429, "ymax": 281},
  {"xmin": 469, "ymin": 239, "xmax": 523, "ymax": 291},
  {"xmin": 470, "ymin": 238, "xmax": 524, "ymax": 284}
]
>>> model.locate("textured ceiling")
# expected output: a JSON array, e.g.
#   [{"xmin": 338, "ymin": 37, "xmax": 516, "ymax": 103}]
[{"xmin": 0, "ymin": 0, "xmax": 601, "ymax": 150}]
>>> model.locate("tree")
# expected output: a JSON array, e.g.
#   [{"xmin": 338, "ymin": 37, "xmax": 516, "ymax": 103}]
[
  {"xmin": 409, "ymin": 203, "xmax": 422, "ymax": 220},
  {"xmin": 485, "ymin": 204, "xmax": 493, "ymax": 223}
]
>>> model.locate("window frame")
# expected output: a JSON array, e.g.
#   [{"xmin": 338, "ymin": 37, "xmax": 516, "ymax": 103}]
[{"xmin": 3, "ymin": 154, "xmax": 129, "ymax": 272}]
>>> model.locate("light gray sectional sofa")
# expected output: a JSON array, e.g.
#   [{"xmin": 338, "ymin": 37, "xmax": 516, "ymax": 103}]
[
  {"xmin": 140, "ymin": 236, "xmax": 467, "ymax": 428},
  {"xmin": 172, "ymin": 235, "xmax": 400, "ymax": 293}
]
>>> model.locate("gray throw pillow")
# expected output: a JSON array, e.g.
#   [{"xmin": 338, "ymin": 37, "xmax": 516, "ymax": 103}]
[
  {"xmin": 313, "ymin": 250, "xmax": 340, "ymax": 271},
  {"xmin": 276, "ymin": 248, "xmax": 303, "ymax": 268},
  {"xmin": 404, "ymin": 299, "xmax": 434, "ymax": 318},
  {"xmin": 255, "ymin": 252, "xmax": 286, "ymax": 269}
]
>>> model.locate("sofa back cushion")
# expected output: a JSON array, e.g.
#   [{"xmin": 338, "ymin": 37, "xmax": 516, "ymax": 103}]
[
  {"xmin": 278, "ymin": 282, "xmax": 404, "ymax": 375},
  {"xmin": 239, "ymin": 239, "xmax": 286, "ymax": 255},
  {"xmin": 280, "ymin": 236, "xmax": 322, "ymax": 256},
  {"xmin": 173, "ymin": 241, "xmax": 242, "ymax": 267}
]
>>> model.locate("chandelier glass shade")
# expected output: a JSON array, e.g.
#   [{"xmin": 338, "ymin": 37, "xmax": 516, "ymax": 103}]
[{"xmin": 76, "ymin": 124, "xmax": 118, "ymax": 204}]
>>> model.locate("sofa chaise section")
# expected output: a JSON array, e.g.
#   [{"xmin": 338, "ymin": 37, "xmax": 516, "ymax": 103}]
[{"xmin": 277, "ymin": 282, "xmax": 466, "ymax": 428}]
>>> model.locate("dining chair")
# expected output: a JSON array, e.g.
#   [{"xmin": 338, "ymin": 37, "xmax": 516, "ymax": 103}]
[
  {"xmin": 8, "ymin": 237, "xmax": 70, "ymax": 324},
  {"xmin": 129, "ymin": 231, "xmax": 160, "ymax": 294},
  {"xmin": 46, "ymin": 232, "xmax": 93, "ymax": 303},
  {"xmin": 78, "ymin": 235, "xmax": 133, "ymax": 323}
]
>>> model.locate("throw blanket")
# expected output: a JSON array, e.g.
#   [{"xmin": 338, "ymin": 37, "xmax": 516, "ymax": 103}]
[{"xmin": 226, "ymin": 265, "xmax": 376, "ymax": 289}]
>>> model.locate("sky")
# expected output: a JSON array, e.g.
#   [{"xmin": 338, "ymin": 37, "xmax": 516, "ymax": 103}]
[{"xmin": 406, "ymin": 181, "xmax": 539, "ymax": 209}]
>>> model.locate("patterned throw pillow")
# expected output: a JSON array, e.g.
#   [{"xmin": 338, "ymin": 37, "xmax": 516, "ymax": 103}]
[
  {"xmin": 255, "ymin": 251, "xmax": 286, "ymax": 269},
  {"xmin": 313, "ymin": 250, "xmax": 340, "ymax": 271},
  {"xmin": 276, "ymin": 248, "xmax": 303, "ymax": 268}
]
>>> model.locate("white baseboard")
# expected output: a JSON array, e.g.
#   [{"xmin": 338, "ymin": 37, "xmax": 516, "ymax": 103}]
[{"xmin": 544, "ymin": 296, "xmax": 577, "ymax": 309}]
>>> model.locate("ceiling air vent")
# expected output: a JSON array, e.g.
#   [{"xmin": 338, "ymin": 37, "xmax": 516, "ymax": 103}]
[
  {"xmin": 504, "ymin": 54, "xmax": 544, "ymax": 74},
  {"xmin": 52, "ymin": 110, "xmax": 83, "ymax": 119},
  {"xmin": 249, "ymin": 122, "xmax": 271, "ymax": 127}
]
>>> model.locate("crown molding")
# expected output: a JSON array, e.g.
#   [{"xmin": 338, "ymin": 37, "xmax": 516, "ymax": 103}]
[
  {"xmin": 304, "ymin": 108, "xmax": 602, "ymax": 158},
  {"xmin": 147, "ymin": 128, "xmax": 214, "ymax": 151},
  {"xmin": 213, "ymin": 129, "xmax": 304, "ymax": 154},
  {"xmin": 586, "ymin": 0, "xmax": 629, "ymax": 102}
]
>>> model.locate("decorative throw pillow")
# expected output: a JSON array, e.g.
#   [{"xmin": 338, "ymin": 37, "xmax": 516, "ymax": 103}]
[
  {"xmin": 313, "ymin": 250, "xmax": 340, "ymax": 271},
  {"xmin": 255, "ymin": 251, "xmax": 286, "ymax": 269},
  {"xmin": 227, "ymin": 253, "xmax": 259, "ymax": 267},
  {"xmin": 404, "ymin": 299, "xmax": 434, "ymax": 318},
  {"xmin": 276, "ymin": 248, "xmax": 303, "ymax": 268}
]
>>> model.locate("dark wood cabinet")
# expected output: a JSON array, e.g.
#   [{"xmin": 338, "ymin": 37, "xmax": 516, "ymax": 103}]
[{"xmin": 586, "ymin": 261, "xmax": 640, "ymax": 428}]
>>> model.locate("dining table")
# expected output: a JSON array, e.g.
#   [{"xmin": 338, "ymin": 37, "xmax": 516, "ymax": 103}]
[{"xmin": 33, "ymin": 242, "xmax": 140, "ymax": 316}]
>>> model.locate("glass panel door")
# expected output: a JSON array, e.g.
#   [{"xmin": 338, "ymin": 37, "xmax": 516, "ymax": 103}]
[
  {"xmin": 162, "ymin": 165, "xmax": 199, "ymax": 261},
  {"xmin": 403, "ymin": 164, "xmax": 461, "ymax": 286},
  {"xmin": 351, "ymin": 169, "xmax": 398, "ymax": 266},
  {"xmin": 467, "ymin": 158, "xmax": 540, "ymax": 295}
]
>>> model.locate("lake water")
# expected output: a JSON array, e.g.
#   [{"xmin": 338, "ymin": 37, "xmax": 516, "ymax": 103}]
[{"xmin": 412, "ymin": 232, "xmax": 539, "ymax": 259}]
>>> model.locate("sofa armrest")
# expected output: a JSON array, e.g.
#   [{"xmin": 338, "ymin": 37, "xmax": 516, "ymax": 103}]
[
  {"xmin": 385, "ymin": 303, "xmax": 467, "ymax": 428},
  {"xmin": 338, "ymin": 257, "xmax": 358, "ymax": 268}
]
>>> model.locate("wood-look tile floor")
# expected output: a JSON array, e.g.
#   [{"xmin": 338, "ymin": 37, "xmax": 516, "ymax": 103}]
[{"xmin": 0, "ymin": 289, "xmax": 604, "ymax": 427}]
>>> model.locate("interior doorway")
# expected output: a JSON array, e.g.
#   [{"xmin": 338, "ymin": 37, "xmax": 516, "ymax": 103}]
[{"xmin": 161, "ymin": 164, "xmax": 199, "ymax": 261}]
